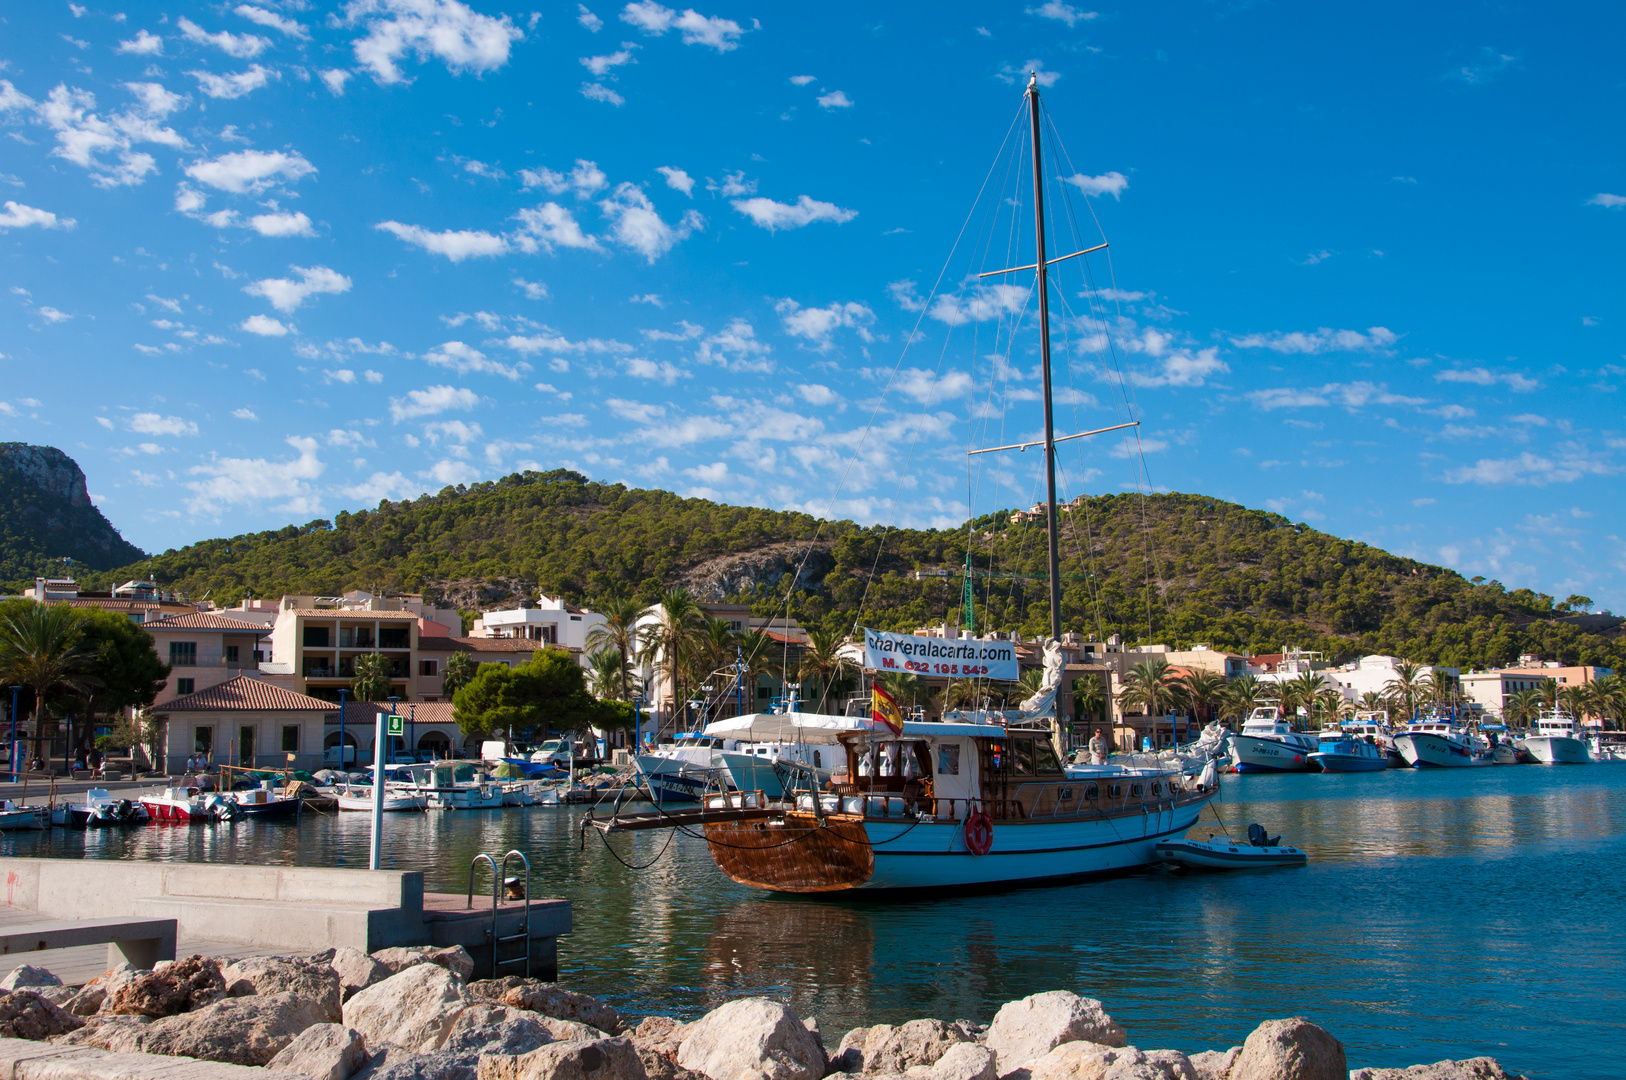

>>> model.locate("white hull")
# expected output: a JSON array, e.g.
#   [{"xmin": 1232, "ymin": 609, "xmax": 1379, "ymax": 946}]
[
  {"xmin": 634, "ymin": 754, "xmax": 723, "ymax": 804},
  {"xmin": 1231, "ymin": 733, "xmax": 1315, "ymax": 773},
  {"xmin": 334, "ymin": 791, "xmax": 428, "ymax": 812},
  {"xmin": 425, "ymin": 785, "xmax": 506, "ymax": 810},
  {"xmin": 1154, "ymin": 837, "xmax": 1307, "ymax": 869},
  {"xmin": 1522, "ymin": 735, "xmax": 1590, "ymax": 764},
  {"xmin": 1394, "ymin": 732, "xmax": 1490, "ymax": 768}
]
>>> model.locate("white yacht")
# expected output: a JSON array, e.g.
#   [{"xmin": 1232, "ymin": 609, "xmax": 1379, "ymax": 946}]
[
  {"xmin": 1393, "ymin": 707, "xmax": 1492, "ymax": 768},
  {"xmin": 634, "ymin": 735, "xmax": 734, "ymax": 804},
  {"xmin": 1522, "ymin": 710, "xmax": 1590, "ymax": 764},
  {"xmin": 1230, "ymin": 705, "xmax": 1318, "ymax": 773}
]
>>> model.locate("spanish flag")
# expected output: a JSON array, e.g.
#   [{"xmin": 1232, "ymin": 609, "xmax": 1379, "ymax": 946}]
[{"xmin": 871, "ymin": 686, "xmax": 904, "ymax": 736}]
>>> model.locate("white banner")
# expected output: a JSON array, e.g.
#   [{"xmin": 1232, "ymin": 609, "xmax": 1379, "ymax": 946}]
[{"xmin": 862, "ymin": 628, "xmax": 1019, "ymax": 681}]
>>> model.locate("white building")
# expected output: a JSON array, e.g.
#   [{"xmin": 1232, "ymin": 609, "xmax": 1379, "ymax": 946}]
[
  {"xmin": 468, "ymin": 596, "xmax": 607, "ymax": 667},
  {"xmin": 1274, "ymin": 654, "xmax": 1460, "ymax": 705}
]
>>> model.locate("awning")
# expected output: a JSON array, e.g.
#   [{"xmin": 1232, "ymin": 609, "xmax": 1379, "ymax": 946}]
[{"xmin": 702, "ymin": 712, "xmax": 876, "ymax": 744}]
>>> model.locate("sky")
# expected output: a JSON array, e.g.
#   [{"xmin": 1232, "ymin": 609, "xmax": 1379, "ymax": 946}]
[{"xmin": 0, "ymin": 1, "xmax": 1622, "ymax": 611}]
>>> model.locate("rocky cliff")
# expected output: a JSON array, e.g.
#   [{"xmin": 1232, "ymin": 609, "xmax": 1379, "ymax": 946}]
[{"xmin": 0, "ymin": 443, "xmax": 145, "ymax": 583}]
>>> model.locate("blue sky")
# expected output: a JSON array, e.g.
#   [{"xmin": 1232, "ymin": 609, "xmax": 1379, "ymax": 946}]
[{"xmin": 0, "ymin": 1, "xmax": 1622, "ymax": 611}]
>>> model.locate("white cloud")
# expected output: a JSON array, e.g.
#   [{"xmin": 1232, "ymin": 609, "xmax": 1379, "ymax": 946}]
[
  {"xmin": 711, "ymin": 170, "xmax": 756, "ymax": 197},
  {"xmin": 35, "ymin": 307, "xmax": 72, "ymax": 324},
  {"xmin": 239, "ymin": 314, "xmax": 290, "ymax": 336},
  {"xmin": 1110, "ymin": 436, "xmax": 1166, "ymax": 458},
  {"xmin": 1444, "ymin": 448, "xmax": 1619, "ymax": 487},
  {"xmin": 425, "ymin": 340, "xmax": 526, "ymax": 380},
  {"xmin": 619, "ymin": 2, "xmax": 746, "ymax": 51},
  {"xmin": 1588, "ymin": 193, "xmax": 1626, "ymax": 209},
  {"xmin": 186, "ymin": 435, "xmax": 324, "ymax": 515},
  {"xmin": 34, "ymin": 82, "xmax": 186, "ymax": 188},
  {"xmin": 817, "ymin": 90, "xmax": 853, "ymax": 109},
  {"xmin": 251, "ymin": 211, "xmax": 315, "ymax": 237},
  {"xmin": 95, "ymin": 416, "xmax": 114, "ymax": 429},
  {"xmin": 1433, "ymin": 367, "xmax": 1540, "ymax": 392},
  {"xmin": 581, "ymin": 48, "xmax": 636, "ymax": 76},
  {"xmin": 580, "ymin": 82, "xmax": 626, "ymax": 105},
  {"xmin": 344, "ymin": 0, "xmax": 523, "ymax": 85},
  {"xmin": 389, "ymin": 384, "xmax": 479, "ymax": 420},
  {"xmin": 1131, "ymin": 348, "xmax": 1228, "ymax": 388},
  {"xmin": 1229, "ymin": 326, "xmax": 1398, "ymax": 354},
  {"xmin": 326, "ymin": 369, "xmax": 358, "ymax": 384},
  {"xmin": 178, "ymin": 17, "xmax": 271, "ymax": 58},
  {"xmin": 776, "ymin": 299, "xmax": 875, "ymax": 349},
  {"xmin": 578, "ymin": 5, "xmax": 604, "ymax": 31},
  {"xmin": 928, "ymin": 282, "xmax": 1028, "ymax": 326},
  {"xmin": 423, "ymin": 419, "xmax": 482, "ymax": 445},
  {"xmin": 375, "ymin": 220, "xmax": 509, "ymax": 261},
  {"xmin": 895, "ymin": 368, "xmax": 973, "ymax": 404},
  {"xmin": 1062, "ymin": 171, "xmax": 1127, "ymax": 198},
  {"xmin": 188, "ymin": 65, "xmax": 278, "ymax": 100},
  {"xmin": 656, "ymin": 165, "xmax": 694, "ymax": 195},
  {"xmin": 320, "ymin": 69, "xmax": 352, "ymax": 95},
  {"xmin": 695, "ymin": 319, "xmax": 772, "ymax": 372},
  {"xmin": 598, "ymin": 183, "xmax": 703, "ymax": 263},
  {"xmin": 232, "ymin": 407, "xmax": 259, "ymax": 420},
  {"xmin": 1000, "ymin": 60, "xmax": 1059, "ymax": 87},
  {"xmin": 790, "ymin": 75, "xmax": 816, "ymax": 86},
  {"xmin": 513, "ymin": 277, "xmax": 548, "ymax": 300},
  {"xmin": 130, "ymin": 412, "xmax": 199, "ymax": 436},
  {"xmin": 519, "ymin": 159, "xmax": 607, "ymax": 198},
  {"xmin": 630, "ymin": 293, "xmax": 665, "ymax": 306},
  {"xmin": 116, "ymin": 30, "xmax": 165, "ymax": 55},
  {"xmin": 607, "ymin": 397, "xmax": 665, "ymax": 423},
  {"xmin": 512, "ymin": 201, "xmax": 601, "ymax": 252},
  {"xmin": 345, "ymin": 470, "xmax": 424, "ymax": 502},
  {"xmin": 243, "ymin": 264, "xmax": 352, "ymax": 313},
  {"xmin": 1027, "ymin": 2, "xmax": 1096, "ymax": 26},
  {"xmin": 624, "ymin": 357, "xmax": 683, "ymax": 384},
  {"xmin": 796, "ymin": 384, "xmax": 839, "ymax": 406},
  {"xmin": 732, "ymin": 194, "xmax": 857, "ymax": 232},
  {"xmin": 235, "ymin": 5, "xmax": 310, "ymax": 38},
  {"xmin": 1248, "ymin": 381, "xmax": 1429, "ymax": 411},
  {"xmin": 503, "ymin": 330, "xmax": 633, "ymax": 356},
  {"xmin": 0, "ymin": 201, "xmax": 76, "ymax": 232}
]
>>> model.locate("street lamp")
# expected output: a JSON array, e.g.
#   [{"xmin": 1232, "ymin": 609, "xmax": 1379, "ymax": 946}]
[{"xmin": 631, "ymin": 692, "xmax": 645, "ymax": 751}]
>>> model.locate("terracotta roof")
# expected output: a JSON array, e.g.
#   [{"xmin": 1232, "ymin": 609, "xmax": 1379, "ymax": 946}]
[
  {"xmin": 338, "ymin": 701, "xmax": 459, "ymax": 726},
  {"xmin": 56, "ymin": 599, "xmax": 174, "ymax": 611},
  {"xmin": 159, "ymin": 675, "xmax": 335, "ymax": 712},
  {"xmin": 419, "ymin": 636, "xmax": 549, "ymax": 654},
  {"xmin": 145, "ymin": 613, "xmax": 270, "ymax": 633},
  {"xmin": 287, "ymin": 609, "xmax": 419, "ymax": 620}
]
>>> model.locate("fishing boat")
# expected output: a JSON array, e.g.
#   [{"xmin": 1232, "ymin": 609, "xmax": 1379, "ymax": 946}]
[
  {"xmin": 414, "ymin": 761, "xmax": 506, "ymax": 809},
  {"xmin": 215, "ymin": 784, "xmax": 302, "ymax": 820},
  {"xmin": 1155, "ymin": 824, "xmax": 1307, "ymax": 869},
  {"xmin": 1230, "ymin": 706, "xmax": 1318, "ymax": 773},
  {"xmin": 1342, "ymin": 711, "xmax": 1407, "ymax": 768},
  {"xmin": 0, "ymin": 800, "xmax": 46, "ymax": 830},
  {"xmin": 701, "ymin": 711, "xmax": 866, "ymax": 797},
  {"xmin": 139, "ymin": 787, "xmax": 223, "ymax": 822},
  {"xmin": 633, "ymin": 735, "xmax": 733, "ymax": 804},
  {"xmin": 1521, "ymin": 710, "xmax": 1590, "ymax": 764},
  {"xmin": 1307, "ymin": 729, "xmax": 1389, "ymax": 772},
  {"xmin": 332, "ymin": 786, "xmax": 429, "ymax": 812},
  {"xmin": 1392, "ymin": 707, "xmax": 1492, "ymax": 768},
  {"xmin": 51, "ymin": 788, "xmax": 149, "ymax": 828}
]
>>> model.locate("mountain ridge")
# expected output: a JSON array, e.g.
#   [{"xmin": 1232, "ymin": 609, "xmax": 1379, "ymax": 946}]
[{"xmin": 0, "ymin": 443, "xmax": 146, "ymax": 581}]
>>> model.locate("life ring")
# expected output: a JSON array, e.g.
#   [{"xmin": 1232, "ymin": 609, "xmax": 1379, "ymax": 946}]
[{"xmin": 964, "ymin": 807, "xmax": 993, "ymax": 856}]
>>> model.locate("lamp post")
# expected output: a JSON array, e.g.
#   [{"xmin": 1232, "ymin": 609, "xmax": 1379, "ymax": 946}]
[
  {"xmin": 368, "ymin": 698, "xmax": 394, "ymax": 871},
  {"xmin": 337, "ymin": 688, "xmax": 348, "ymax": 772},
  {"xmin": 631, "ymin": 693, "xmax": 644, "ymax": 751},
  {"xmin": 7, "ymin": 686, "xmax": 18, "ymax": 783}
]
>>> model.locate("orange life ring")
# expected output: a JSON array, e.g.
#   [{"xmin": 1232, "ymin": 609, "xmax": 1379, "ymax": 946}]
[{"xmin": 964, "ymin": 807, "xmax": 993, "ymax": 856}]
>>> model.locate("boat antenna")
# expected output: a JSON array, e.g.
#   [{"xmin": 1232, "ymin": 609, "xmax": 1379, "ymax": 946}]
[{"xmin": 1027, "ymin": 71, "xmax": 1062, "ymax": 642}]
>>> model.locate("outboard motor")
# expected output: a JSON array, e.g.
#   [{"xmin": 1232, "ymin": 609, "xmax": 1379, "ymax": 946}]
[{"xmin": 1247, "ymin": 823, "xmax": 1282, "ymax": 848}]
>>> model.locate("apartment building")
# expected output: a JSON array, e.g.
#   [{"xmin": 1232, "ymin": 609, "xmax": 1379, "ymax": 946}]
[
  {"xmin": 143, "ymin": 612, "xmax": 271, "ymax": 706},
  {"xmin": 467, "ymin": 596, "xmax": 607, "ymax": 663},
  {"xmin": 1461, "ymin": 658, "xmax": 1613, "ymax": 719}
]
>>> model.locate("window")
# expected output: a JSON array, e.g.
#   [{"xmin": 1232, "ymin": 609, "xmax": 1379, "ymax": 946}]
[
  {"xmin": 420, "ymin": 660, "xmax": 439, "ymax": 677},
  {"xmin": 937, "ymin": 743, "xmax": 961, "ymax": 775},
  {"xmin": 303, "ymin": 626, "xmax": 330, "ymax": 648},
  {"xmin": 253, "ymin": 650, "xmax": 264, "ymax": 663},
  {"xmin": 169, "ymin": 641, "xmax": 197, "ymax": 666},
  {"xmin": 281, "ymin": 726, "xmax": 299, "ymax": 753},
  {"xmin": 1012, "ymin": 738, "xmax": 1037, "ymax": 775},
  {"xmin": 378, "ymin": 627, "xmax": 409, "ymax": 649},
  {"xmin": 127, "ymin": 614, "xmax": 144, "ymax": 625},
  {"xmin": 225, "ymin": 645, "xmax": 240, "ymax": 664},
  {"xmin": 176, "ymin": 678, "xmax": 195, "ymax": 695},
  {"xmin": 194, "ymin": 726, "xmax": 213, "ymax": 755}
]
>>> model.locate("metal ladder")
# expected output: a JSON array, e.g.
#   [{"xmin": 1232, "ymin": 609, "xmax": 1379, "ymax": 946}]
[{"xmin": 467, "ymin": 850, "xmax": 531, "ymax": 979}]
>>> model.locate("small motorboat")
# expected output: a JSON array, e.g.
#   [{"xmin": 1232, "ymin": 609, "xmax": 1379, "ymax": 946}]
[
  {"xmin": 1308, "ymin": 731, "xmax": 1390, "ymax": 773},
  {"xmin": 332, "ymin": 785, "xmax": 428, "ymax": 812},
  {"xmin": 140, "ymin": 787, "xmax": 215, "ymax": 823},
  {"xmin": 216, "ymin": 785, "xmax": 302, "ymax": 820},
  {"xmin": 0, "ymin": 800, "xmax": 46, "ymax": 830},
  {"xmin": 1155, "ymin": 823, "xmax": 1307, "ymax": 869},
  {"xmin": 51, "ymin": 788, "xmax": 149, "ymax": 828}
]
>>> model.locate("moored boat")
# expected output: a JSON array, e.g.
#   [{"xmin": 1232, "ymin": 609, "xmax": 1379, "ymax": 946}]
[
  {"xmin": 1522, "ymin": 710, "xmax": 1590, "ymax": 764},
  {"xmin": 1155, "ymin": 824, "xmax": 1307, "ymax": 869},
  {"xmin": 1307, "ymin": 729, "xmax": 1389, "ymax": 772},
  {"xmin": 1393, "ymin": 707, "xmax": 1492, "ymax": 768},
  {"xmin": 1231, "ymin": 706, "xmax": 1318, "ymax": 773},
  {"xmin": 140, "ymin": 787, "xmax": 217, "ymax": 822},
  {"xmin": 51, "ymin": 788, "xmax": 149, "ymax": 828},
  {"xmin": 0, "ymin": 800, "xmax": 46, "ymax": 830},
  {"xmin": 217, "ymin": 785, "xmax": 302, "ymax": 819},
  {"xmin": 1341, "ymin": 711, "xmax": 1407, "ymax": 768}
]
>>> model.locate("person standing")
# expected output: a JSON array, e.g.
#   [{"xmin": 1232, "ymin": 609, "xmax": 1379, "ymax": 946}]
[{"xmin": 1088, "ymin": 727, "xmax": 1110, "ymax": 765}]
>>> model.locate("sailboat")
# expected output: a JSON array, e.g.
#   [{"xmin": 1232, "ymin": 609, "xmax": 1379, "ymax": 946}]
[{"xmin": 684, "ymin": 76, "xmax": 1221, "ymax": 893}]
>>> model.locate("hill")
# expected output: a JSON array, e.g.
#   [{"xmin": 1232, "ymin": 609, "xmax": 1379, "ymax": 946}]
[
  {"xmin": 0, "ymin": 443, "xmax": 146, "ymax": 582},
  {"xmin": 64, "ymin": 467, "xmax": 1622, "ymax": 672}
]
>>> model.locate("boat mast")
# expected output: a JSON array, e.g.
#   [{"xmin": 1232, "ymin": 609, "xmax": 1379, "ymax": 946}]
[{"xmin": 1027, "ymin": 73, "xmax": 1062, "ymax": 642}]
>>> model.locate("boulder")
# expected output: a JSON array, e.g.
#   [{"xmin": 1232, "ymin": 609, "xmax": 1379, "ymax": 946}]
[
  {"xmin": 374, "ymin": 946, "xmax": 478, "ymax": 983},
  {"xmin": 1027, "ymin": 1044, "xmax": 1194, "ymax": 1080},
  {"xmin": 675, "ymin": 998, "xmax": 826, "ymax": 1080},
  {"xmin": 447, "ymin": 1005, "xmax": 555, "ymax": 1057},
  {"xmin": 1230, "ymin": 1019, "xmax": 1344, "ymax": 1080},
  {"xmin": 0, "ymin": 989, "xmax": 86, "ymax": 1040},
  {"xmin": 472, "ymin": 978, "xmax": 623, "ymax": 1035},
  {"xmin": 75, "ymin": 963, "xmax": 138, "ymax": 1016},
  {"xmin": 1347, "ymin": 1059, "xmax": 1527, "ymax": 1080},
  {"xmin": 626, "ymin": 1016, "xmax": 698, "ymax": 1080},
  {"xmin": 0, "ymin": 964, "xmax": 63, "ymax": 990},
  {"xmin": 478, "ymin": 1036, "xmax": 649, "ymax": 1080},
  {"xmin": 50, "ymin": 1014, "xmax": 151, "ymax": 1053},
  {"xmin": 358, "ymin": 1046, "xmax": 481, "ymax": 1080},
  {"xmin": 864, "ymin": 1019, "xmax": 975, "ymax": 1074},
  {"xmin": 140, "ymin": 990, "xmax": 328, "ymax": 1065},
  {"xmin": 268, "ymin": 1022, "xmax": 371, "ymax": 1080},
  {"xmin": 985, "ymin": 993, "xmax": 1127, "ymax": 1071},
  {"xmin": 1189, "ymin": 1048, "xmax": 1240, "ymax": 1080},
  {"xmin": 326, "ymin": 946, "xmax": 396, "ymax": 1001},
  {"xmin": 345, "ymin": 962, "xmax": 474, "ymax": 1054},
  {"xmin": 225, "ymin": 955, "xmax": 344, "ymax": 1021},
  {"xmin": 34, "ymin": 986, "xmax": 79, "ymax": 1008},
  {"xmin": 832, "ymin": 1027, "xmax": 875, "ymax": 1073},
  {"xmin": 106, "ymin": 954, "xmax": 227, "ymax": 1017},
  {"xmin": 927, "ymin": 1043, "xmax": 999, "ymax": 1080}
]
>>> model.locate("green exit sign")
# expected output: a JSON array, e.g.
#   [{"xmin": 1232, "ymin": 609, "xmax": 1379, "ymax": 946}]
[{"xmin": 387, "ymin": 715, "xmax": 404, "ymax": 737}]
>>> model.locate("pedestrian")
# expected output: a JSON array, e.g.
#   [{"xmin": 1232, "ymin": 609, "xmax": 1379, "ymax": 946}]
[{"xmin": 1089, "ymin": 727, "xmax": 1110, "ymax": 765}]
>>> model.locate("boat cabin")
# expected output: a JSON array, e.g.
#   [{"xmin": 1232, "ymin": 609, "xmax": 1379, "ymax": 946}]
[{"xmin": 1241, "ymin": 705, "xmax": 1299, "ymax": 738}]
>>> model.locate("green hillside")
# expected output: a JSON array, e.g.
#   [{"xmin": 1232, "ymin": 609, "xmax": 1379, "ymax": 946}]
[
  {"xmin": 0, "ymin": 443, "xmax": 145, "ymax": 582},
  {"xmin": 68, "ymin": 467, "xmax": 1622, "ymax": 672}
]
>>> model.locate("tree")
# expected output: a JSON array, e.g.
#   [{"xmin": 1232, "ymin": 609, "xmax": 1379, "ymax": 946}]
[
  {"xmin": 1219, "ymin": 675, "xmax": 1268, "ymax": 722},
  {"xmin": 350, "ymin": 652, "xmax": 393, "ymax": 702},
  {"xmin": 453, "ymin": 648, "xmax": 626, "ymax": 741},
  {"xmin": 1382, "ymin": 660, "xmax": 1432, "ymax": 722},
  {"xmin": 1587, "ymin": 675, "xmax": 1622, "ymax": 730},
  {"xmin": 1171, "ymin": 670, "xmax": 1225, "ymax": 725},
  {"xmin": 1558, "ymin": 684, "xmax": 1589, "ymax": 721},
  {"xmin": 1282, "ymin": 671, "xmax": 1328, "ymax": 720},
  {"xmin": 1561, "ymin": 594, "xmax": 1593, "ymax": 613},
  {"xmin": 637, "ymin": 587, "xmax": 703, "ymax": 729},
  {"xmin": 798, "ymin": 628, "xmax": 849, "ymax": 711},
  {"xmin": 1117, "ymin": 658, "xmax": 1176, "ymax": 717},
  {"xmin": 441, "ymin": 651, "xmax": 478, "ymax": 699},
  {"xmin": 584, "ymin": 596, "xmax": 641, "ymax": 703},
  {"xmin": 75, "ymin": 608, "xmax": 170, "ymax": 714},
  {"xmin": 1504, "ymin": 687, "xmax": 1542, "ymax": 727},
  {"xmin": 1071, "ymin": 673, "xmax": 1105, "ymax": 729},
  {"xmin": 0, "ymin": 603, "xmax": 101, "ymax": 766},
  {"xmin": 586, "ymin": 648, "xmax": 631, "ymax": 701}
]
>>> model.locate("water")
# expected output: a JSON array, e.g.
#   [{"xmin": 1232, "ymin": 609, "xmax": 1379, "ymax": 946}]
[{"xmin": 9, "ymin": 766, "xmax": 1624, "ymax": 1078}]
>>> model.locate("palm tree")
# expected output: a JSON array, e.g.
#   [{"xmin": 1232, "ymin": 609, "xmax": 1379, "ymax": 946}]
[
  {"xmin": 1587, "ymin": 675, "xmax": 1623, "ymax": 730},
  {"xmin": 1283, "ymin": 671, "xmax": 1328, "ymax": 721},
  {"xmin": 1558, "ymin": 684, "xmax": 1589, "ymax": 721},
  {"xmin": 441, "ymin": 650, "xmax": 478, "ymax": 699},
  {"xmin": 636, "ymin": 587, "xmax": 704, "ymax": 730},
  {"xmin": 0, "ymin": 604, "xmax": 101, "ymax": 767},
  {"xmin": 586, "ymin": 648, "xmax": 632, "ymax": 701},
  {"xmin": 1219, "ymin": 674, "xmax": 1268, "ymax": 723},
  {"xmin": 1314, "ymin": 688, "xmax": 1345, "ymax": 728},
  {"xmin": 1012, "ymin": 668, "xmax": 1046, "ymax": 704},
  {"xmin": 1538, "ymin": 677, "xmax": 1558, "ymax": 710},
  {"xmin": 585, "ymin": 596, "xmax": 641, "ymax": 703},
  {"xmin": 946, "ymin": 678, "xmax": 987, "ymax": 711},
  {"xmin": 1358, "ymin": 690, "xmax": 1386, "ymax": 715},
  {"xmin": 1383, "ymin": 660, "xmax": 1432, "ymax": 722},
  {"xmin": 697, "ymin": 617, "xmax": 740, "ymax": 679},
  {"xmin": 878, "ymin": 671, "xmax": 930, "ymax": 714},
  {"xmin": 1505, "ymin": 687, "xmax": 1542, "ymax": 728},
  {"xmin": 1071, "ymin": 673, "xmax": 1105, "ymax": 729},
  {"xmin": 798, "ymin": 629, "xmax": 849, "ymax": 711},
  {"xmin": 1117, "ymin": 658, "xmax": 1177, "ymax": 718},
  {"xmin": 1172, "ymin": 671, "xmax": 1225, "ymax": 726},
  {"xmin": 351, "ymin": 652, "xmax": 393, "ymax": 701},
  {"xmin": 736, "ymin": 628, "xmax": 783, "ymax": 710}
]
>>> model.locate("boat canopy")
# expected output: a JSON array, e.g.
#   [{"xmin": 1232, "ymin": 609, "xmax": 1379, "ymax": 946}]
[{"xmin": 702, "ymin": 711, "xmax": 874, "ymax": 744}]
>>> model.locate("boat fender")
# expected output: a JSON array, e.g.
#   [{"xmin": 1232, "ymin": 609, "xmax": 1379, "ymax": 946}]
[{"xmin": 964, "ymin": 807, "xmax": 993, "ymax": 856}]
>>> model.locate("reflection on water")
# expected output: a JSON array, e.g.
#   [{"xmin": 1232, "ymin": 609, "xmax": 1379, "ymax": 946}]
[{"xmin": 6, "ymin": 767, "xmax": 1624, "ymax": 1080}]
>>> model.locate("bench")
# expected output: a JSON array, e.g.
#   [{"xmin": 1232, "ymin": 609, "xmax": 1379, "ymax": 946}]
[{"xmin": 0, "ymin": 917, "xmax": 177, "ymax": 969}]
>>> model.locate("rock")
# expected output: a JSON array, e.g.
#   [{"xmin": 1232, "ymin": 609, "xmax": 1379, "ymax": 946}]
[
  {"xmin": 106, "ymin": 954, "xmax": 227, "ymax": 1017},
  {"xmin": 675, "ymin": 998, "xmax": 827, "ymax": 1080},
  {"xmin": 472, "ymin": 978, "xmax": 624, "ymax": 1035},
  {"xmin": 985, "ymin": 993, "xmax": 1127, "ymax": 1071},
  {"xmin": 140, "ymin": 990, "xmax": 327, "ymax": 1065},
  {"xmin": 928, "ymin": 1043, "xmax": 999, "ymax": 1080},
  {"xmin": 50, "ymin": 1014, "xmax": 152, "ymax": 1053},
  {"xmin": 327, "ymin": 946, "xmax": 396, "ymax": 1002},
  {"xmin": 78, "ymin": 963, "xmax": 139, "ymax": 1016},
  {"xmin": 1230, "ymin": 1019, "xmax": 1344, "ymax": 1080},
  {"xmin": 34, "ymin": 986, "xmax": 79, "ymax": 1008},
  {"xmin": 374, "ymin": 946, "xmax": 478, "ymax": 983},
  {"xmin": 447, "ymin": 1005, "xmax": 555, "ymax": 1057},
  {"xmin": 863, "ymin": 1020, "xmax": 974, "ymax": 1074},
  {"xmin": 345, "ymin": 962, "xmax": 475, "ymax": 1053},
  {"xmin": 832, "ymin": 1027, "xmax": 873, "ymax": 1073},
  {"xmin": 0, "ymin": 964, "xmax": 63, "ymax": 990},
  {"xmin": 626, "ymin": 1016, "xmax": 698, "ymax": 1080},
  {"xmin": 1027, "ymin": 1044, "xmax": 1194, "ymax": 1080},
  {"xmin": 478, "ymin": 1036, "xmax": 649, "ymax": 1080},
  {"xmin": 1189, "ymin": 1048, "xmax": 1241, "ymax": 1080},
  {"xmin": 268, "ymin": 1022, "xmax": 372, "ymax": 1080},
  {"xmin": 0, "ymin": 989, "xmax": 85, "ymax": 1039},
  {"xmin": 225, "ymin": 954, "xmax": 345, "ymax": 1022},
  {"xmin": 359, "ymin": 1046, "xmax": 481, "ymax": 1080},
  {"xmin": 1347, "ymin": 1059, "xmax": 1527, "ymax": 1080}
]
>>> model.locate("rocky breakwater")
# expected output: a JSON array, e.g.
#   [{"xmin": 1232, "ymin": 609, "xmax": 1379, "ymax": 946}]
[{"xmin": 0, "ymin": 959, "xmax": 1528, "ymax": 1080}]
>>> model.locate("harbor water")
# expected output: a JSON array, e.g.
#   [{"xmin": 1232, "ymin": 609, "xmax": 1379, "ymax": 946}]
[{"xmin": 7, "ymin": 765, "xmax": 1622, "ymax": 1079}]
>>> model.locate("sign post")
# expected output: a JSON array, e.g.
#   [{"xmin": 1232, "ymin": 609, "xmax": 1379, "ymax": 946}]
[{"xmin": 368, "ymin": 706, "xmax": 387, "ymax": 870}]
